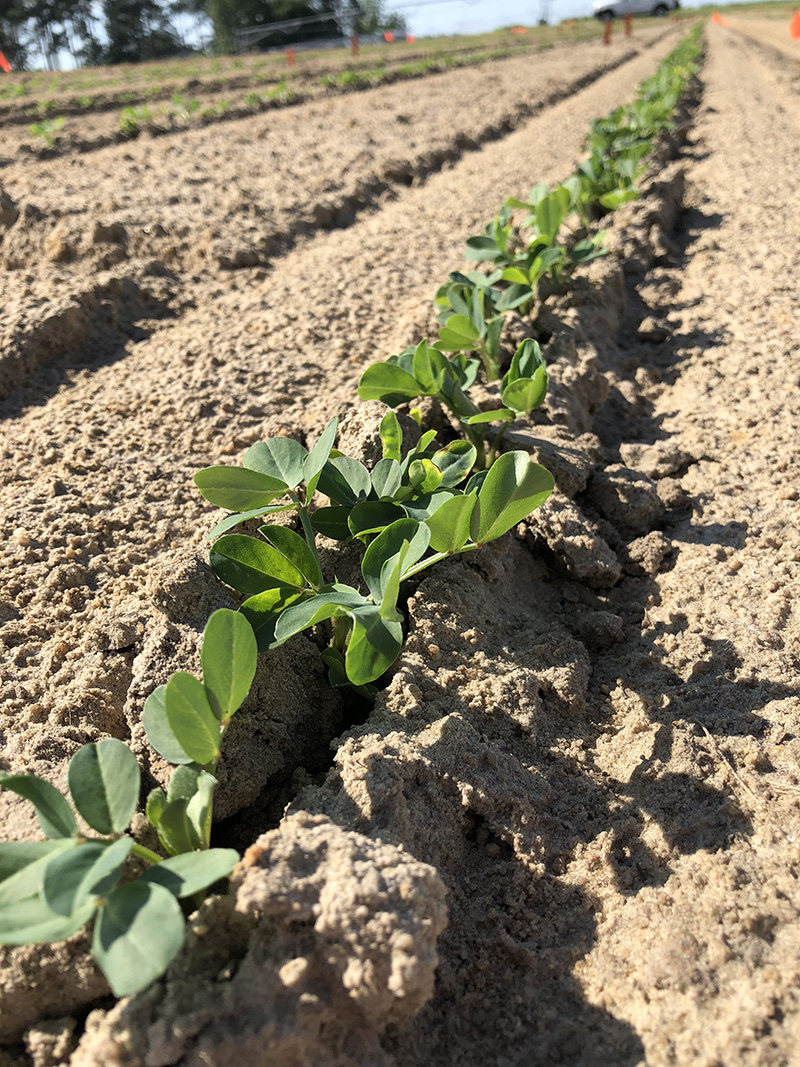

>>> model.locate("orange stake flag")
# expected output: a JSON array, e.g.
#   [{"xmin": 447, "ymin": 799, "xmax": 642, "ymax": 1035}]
[
  {"xmin": 384, "ymin": 31, "xmax": 395, "ymax": 42},
  {"xmin": 711, "ymin": 11, "xmax": 721, "ymax": 22},
  {"xmin": 790, "ymin": 11, "xmax": 800, "ymax": 38},
  {"xmin": 0, "ymin": 50, "xmax": 11, "ymax": 73}
]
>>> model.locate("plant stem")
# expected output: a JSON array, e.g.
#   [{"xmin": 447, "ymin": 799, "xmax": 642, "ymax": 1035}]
[
  {"xmin": 293, "ymin": 499, "xmax": 324, "ymax": 590},
  {"xmin": 402, "ymin": 542, "xmax": 481, "ymax": 581},
  {"xmin": 130, "ymin": 843, "xmax": 165, "ymax": 867},
  {"xmin": 487, "ymin": 421, "xmax": 511, "ymax": 467}
]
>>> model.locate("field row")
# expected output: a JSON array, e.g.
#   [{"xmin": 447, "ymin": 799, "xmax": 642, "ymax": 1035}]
[{"xmin": 0, "ymin": 30, "xmax": 671, "ymax": 401}]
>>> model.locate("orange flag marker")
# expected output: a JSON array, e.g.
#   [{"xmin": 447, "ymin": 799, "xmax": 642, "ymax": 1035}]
[
  {"xmin": 790, "ymin": 10, "xmax": 800, "ymax": 37},
  {"xmin": 0, "ymin": 50, "xmax": 11, "ymax": 73}
]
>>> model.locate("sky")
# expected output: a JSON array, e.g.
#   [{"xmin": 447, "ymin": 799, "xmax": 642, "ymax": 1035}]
[{"xmin": 391, "ymin": 0, "xmax": 601, "ymax": 37}]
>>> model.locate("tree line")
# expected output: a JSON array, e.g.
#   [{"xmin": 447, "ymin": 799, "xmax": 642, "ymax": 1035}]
[{"xmin": 0, "ymin": 0, "xmax": 405, "ymax": 70}]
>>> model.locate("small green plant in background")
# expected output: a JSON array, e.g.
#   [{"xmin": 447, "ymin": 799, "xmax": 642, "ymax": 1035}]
[
  {"xmin": 29, "ymin": 116, "xmax": 65, "ymax": 146},
  {"xmin": 0, "ymin": 609, "xmax": 252, "ymax": 995},
  {"xmin": 119, "ymin": 105, "xmax": 151, "ymax": 137},
  {"xmin": 170, "ymin": 94, "xmax": 201, "ymax": 122}
]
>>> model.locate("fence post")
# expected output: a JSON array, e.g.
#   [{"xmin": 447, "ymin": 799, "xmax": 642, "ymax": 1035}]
[
  {"xmin": 603, "ymin": 19, "xmax": 613, "ymax": 44},
  {"xmin": 351, "ymin": 34, "xmax": 359, "ymax": 55},
  {"xmin": 624, "ymin": 12, "xmax": 632, "ymax": 35},
  {"xmin": 286, "ymin": 47, "xmax": 296, "ymax": 68}
]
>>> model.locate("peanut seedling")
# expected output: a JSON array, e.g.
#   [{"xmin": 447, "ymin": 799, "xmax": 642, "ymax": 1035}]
[{"xmin": 0, "ymin": 609, "xmax": 254, "ymax": 996}]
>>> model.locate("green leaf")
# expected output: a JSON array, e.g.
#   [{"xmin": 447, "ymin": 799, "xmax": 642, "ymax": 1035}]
[
  {"xmin": 43, "ymin": 837, "xmax": 132, "ymax": 917},
  {"xmin": 379, "ymin": 412, "xmax": 402, "ymax": 462},
  {"xmin": 411, "ymin": 341, "xmax": 449, "ymax": 394},
  {"xmin": 495, "ymin": 284, "xmax": 532, "ymax": 312},
  {"xmin": 243, "ymin": 437, "xmax": 308, "ymax": 489},
  {"xmin": 93, "ymin": 881, "xmax": 185, "ymax": 996},
  {"xmin": 348, "ymin": 500, "xmax": 406, "ymax": 540},
  {"xmin": 303, "ymin": 417, "xmax": 338, "ymax": 493},
  {"xmin": 273, "ymin": 589, "xmax": 367, "ymax": 644},
  {"xmin": 153, "ymin": 798, "xmax": 199, "ymax": 856},
  {"xmin": 258, "ymin": 526, "xmax": 321, "ymax": 590},
  {"xmin": 0, "ymin": 894, "xmax": 95, "ymax": 946},
  {"xmin": 432, "ymin": 441, "xmax": 477, "ymax": 488},
  {"xmin": 361, "ymin": 518, "xmax": 430, "ymax": 600},
  {"xmin": 317, "ymin": 457, "xmax": 371, "ymax": 508},
  {"xmin": 438, "ymin": 314, "xmax": 481, "ymax": 351},
  {"xmin": 0, "ymin": 840, "xmax": 67, "ymax": 885},
  {"xmin": 402, "ymin": 491, "xmax": 455, "ymax": 523},
  {"xmin": 241, "ymin": 587, "xmax": 309, "ymax": 651},
  {"xmin": 185, "ymin": 772, "xmax": 216, "ymax": 850},
  {"xmin": 464, "ymin": 235, "xmax": 500, "ymax": 260},
  {"xmin": 471, "ymin": 452, "xmax": 554, "ymax": 544},
  {"xmin": 501, "ymin": 267, "xmax": 529, "ymax": 285},
  {"xmin": 206, "ymin": 503, "xmax": 296, "ymax": 541},
  {"xmin": 166, "ymin": 764, "xmax": 203, "ymax": 802},
  {"xmin": 210, "ymin": 534, "xmax": 306, "ymax": 596},
  {"xmin": 320, "ymin": 646, "xmax": 349, "ymax": 687},
  {"xmin": 0, "ymin": 775, "xmax": 77, "ymax": 840},
  {"xmin": 200, "ymin": 608, "xmax": 258, "ymax": 720},
  {"xmin": 0, "ymin": 841, "xmax": 73, "ymax": 906},
  {"xmin": 504, "ymin": 339, "xmax": 545, "ymax": 385},
  {"xmin": 309, "ymin": 505, "xmax": 352, "ymax": 541},
  {"xmin": 357, "ymin": 362, "xmax": 422, "ymax": 405},
  {"xmin": 371, "ymin": 458, "xmax": 403, "ymax": 500},
  {"xmin": 146, "ymin": 788, "xmax": 166, "ymax": 827},
  {"xmin": 164, "ymin": 673, "xmax": 221, "ymax": 766},
  {"xmin": 408, "ymin": 458, "xmax": 444, "ymax": 494},
  {"xmin": 67, "ymin": 740, "xmax": 140, "ymax": 836},
  {"xmin": 378, "ymin": 541, "xmax": 409, "ymax": 622},
  {"xmin": 139, "ymin": 849, "xmax": 239, "ymax": 899},
  {"xmin": 536, "ymin": 190, "xmax": 566, "ymax": 242},
  {"xmin": 142, "ymin": 686, "xmax": 193, "ymax": 766},
  {"xmin": 193, "ymin": 467, "xmax": 287, "ymax": 512},
  {"xmin": 425, "ymin": 493, "xmax": 477, "ymax": 554},
  {"xmin": 501, "ymin": 367, "xmax": 549, "ymax": 414},
  {"xmin": 464, "ymin": 408, "xmax": 515, "ymax": 425},
  {"xmin": 344, "ymin": 606, "xmax": 403, "ymax": 686}
]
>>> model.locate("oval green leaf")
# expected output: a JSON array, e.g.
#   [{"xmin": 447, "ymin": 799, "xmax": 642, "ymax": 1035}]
[
  {"xmin": 471, "ymin": 452, "xmax": 554, "ymax": 545},
  {"xmin": 243, "ymin": 437, "xmax": 308, "ymax": 489},
  {"xmin": 67, "ymin": 739, "xmax": 140, "ymax": 836},
  {"xmin": 164, "ymin": 673, "xmax": 220, "ymax": 766},
  {"xmin": 425, "ymin": 493, "xmax": 477, "ymax": 554},
  {"xmin": 258, "ymin": 525, "xmax": 321, "ymax": 589},
  {"xmin": 193, "ymin": 466, "xmax": 287, "ymax": 511},
  {"xmin": 43, "ymin": 837, "xmax": 133, "ymax": 917},
  {"xmin": 93, "ymin": 881, "xmax": 185, "ymax": 997},
  {"xmin": 357, "ymin": 363, "xmax": 422, "ymax": 405},
  {"xmin": 142, "ymin": 686, "xmax": 193, "ymax": 766},
  {"xmin": 200, "ymin": 608, "xmax": 258, "ymax": 720},
  {"xmin": 501, "ymin": 368, "xmax": 549, "ymax": 414},
  {"xmin": 139, "ymin": 848, "xmax": 239, "ymax": 899},
  {"xmin": 210, "ymin": 534, "xmax": 306, "ymax": 596},
  {"xmin": 0, "ymin": 775, "xmax": 77, "ymax": 840}
]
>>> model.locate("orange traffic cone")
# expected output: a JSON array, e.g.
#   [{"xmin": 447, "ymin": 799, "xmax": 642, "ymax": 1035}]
[{"xmin": 790, "ymin": 10, "xmax": 800, "ymax": 38}]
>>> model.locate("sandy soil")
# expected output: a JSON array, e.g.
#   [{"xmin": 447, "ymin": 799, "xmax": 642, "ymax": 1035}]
[
  {"xmin": 1, "ymin": 19, "xmax": 799, "ymax": 1067},
  {"xmin": 726, "ymin": 14, "xmax": 800, "ymax": 59}
]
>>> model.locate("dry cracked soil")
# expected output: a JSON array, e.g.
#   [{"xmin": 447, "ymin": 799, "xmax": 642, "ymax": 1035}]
[{"xmin": 0, "ymin": 18, "xmax": 799, "ymax": 1067}]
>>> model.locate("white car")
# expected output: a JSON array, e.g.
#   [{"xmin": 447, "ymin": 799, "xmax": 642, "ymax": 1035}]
[{"xmin": 593, "ymin": 0, "xmax": 679, "ymax": 20}]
